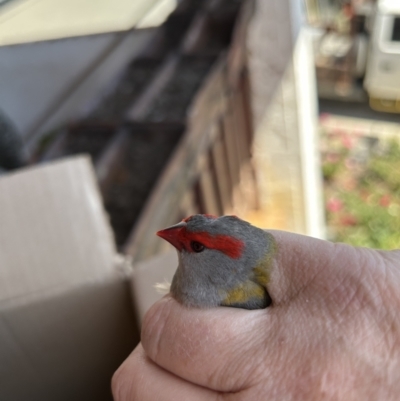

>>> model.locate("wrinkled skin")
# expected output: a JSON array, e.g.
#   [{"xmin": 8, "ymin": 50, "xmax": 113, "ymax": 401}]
[{"xmin": 112, "ymin": 231, "xmax": 400, "ymax": 400}]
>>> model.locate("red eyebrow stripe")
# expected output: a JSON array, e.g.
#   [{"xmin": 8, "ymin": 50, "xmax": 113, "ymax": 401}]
[{"xmin": 187, "ymin": 230, "xmax": 244, "ymax": 259}]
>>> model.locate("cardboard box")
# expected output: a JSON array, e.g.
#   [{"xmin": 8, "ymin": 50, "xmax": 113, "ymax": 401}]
[{"xmin": 0, "ymin": 156, "xmax": 145, "ymax": 401}]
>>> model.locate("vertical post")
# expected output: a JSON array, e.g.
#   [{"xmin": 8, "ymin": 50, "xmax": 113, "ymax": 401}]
[{"xmin": 247, "ymin": 0, "xmax": 325, "ymax": 238}]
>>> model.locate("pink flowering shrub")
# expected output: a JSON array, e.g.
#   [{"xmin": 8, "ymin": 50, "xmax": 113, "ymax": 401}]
[{"xmin": 321, "ymin": 130, "xmax": 400, "ymax": 249}]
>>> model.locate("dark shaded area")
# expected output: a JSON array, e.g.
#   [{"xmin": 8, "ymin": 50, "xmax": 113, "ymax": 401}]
[
  {"xmin": 89, "ymin": 60, "xmax": 161, "ymax": 121},
  {"xmin": 0, "ymin": 109, "xmax": 27, "ymax": 170},
  {"xmin": 61, "ymin": 123, "xmax": 117, "ymax": 161},
  {"xmin": 392, "ymin": 17, "xmax": 400, "ymax": 42},
  {"xmin": 163, "ymin": 0, "xmax": 205, "ymax": 51},
  {"xmin": 0, "ymin": 0, "xmax": 16, "ymax": 7},
  {"xmin": 144, "ymin": 56, "xmax": 216, "ymax": 122},
  {"xmin": 100, "ymin": 124, "xmax": 184, "ymax": 248},
  {"xmin": 319, "ymin": 98, "xmax": 400, "ymax": 123}
]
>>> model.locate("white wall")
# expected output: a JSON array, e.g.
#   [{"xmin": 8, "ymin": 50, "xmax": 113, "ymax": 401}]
[
  {"xmin": 0, "ymin": 34, "xmax": 117, "ymax": 135},
  {"xmin": 248, "ymin": 0, "xmax": 325, "ymax": 238},
  {"xmin": 0, "ymin": 29, "xmax": 153, "ymax": 144}
]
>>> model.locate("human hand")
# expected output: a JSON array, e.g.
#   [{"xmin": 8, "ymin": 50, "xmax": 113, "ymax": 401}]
[{"xmin": 112, "ymin": 231, "xmax": 400, "ymax": 400}]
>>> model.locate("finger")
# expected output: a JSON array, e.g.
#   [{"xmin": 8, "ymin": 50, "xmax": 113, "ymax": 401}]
[
  {"xmin": 112, "ymin": 344, "xmax": 222, "ymax": 401},
  {"xmin": 141, "ymin": 295, "xmax": 277, "ymax": 393},
  {"xmin": 266, "ymin": 230, "xmax": 367, "ymax": 305}
]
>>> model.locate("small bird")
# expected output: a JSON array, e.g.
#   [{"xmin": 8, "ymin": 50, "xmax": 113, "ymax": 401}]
[{"xmin": 156, "ymin": 214, "xmax": 276, "ymax": 310}]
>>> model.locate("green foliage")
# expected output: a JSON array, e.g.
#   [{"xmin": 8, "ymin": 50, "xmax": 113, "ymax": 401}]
[{"xmin": 322, "ymin": 135, "xmax": 400, "ymax": 250}]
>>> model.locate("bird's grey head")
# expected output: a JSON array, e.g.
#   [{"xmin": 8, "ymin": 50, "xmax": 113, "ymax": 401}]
[{"xmin": 157, "ymin": 215, "xmax": 273, "ymax": 306}]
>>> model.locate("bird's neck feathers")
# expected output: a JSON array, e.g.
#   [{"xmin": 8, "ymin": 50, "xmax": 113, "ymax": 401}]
[{"xmin": 251, "ymin": 231, "xmax": 277, "ymax": 284}]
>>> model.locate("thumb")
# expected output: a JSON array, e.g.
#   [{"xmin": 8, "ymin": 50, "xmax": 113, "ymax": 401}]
[{"xmin": 266, "ymin": 230, "xmax": 375, "ymax": 305}]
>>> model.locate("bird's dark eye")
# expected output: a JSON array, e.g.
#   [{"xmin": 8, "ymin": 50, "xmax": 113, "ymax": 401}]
[{"xmin": 191, "ymin": 241, "xmax": 205, "ymax": 253}]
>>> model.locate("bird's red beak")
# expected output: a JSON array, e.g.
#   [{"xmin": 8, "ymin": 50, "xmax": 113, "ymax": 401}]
[{"xmin": 156, "ymin": 221, "xmax": 186, "ymax": 250}]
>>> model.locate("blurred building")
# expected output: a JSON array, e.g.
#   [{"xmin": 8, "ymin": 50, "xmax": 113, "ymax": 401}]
[
  {"xmin": 307, "ymin": 0, "xmax": 400, "ymax": 113},
  {"xmin": 305, "ymin": 0, "xmax": 376, "ymax": 26}
]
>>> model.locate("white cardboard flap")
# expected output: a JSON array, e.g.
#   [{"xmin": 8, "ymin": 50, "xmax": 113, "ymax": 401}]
[
  {"xmin": 0, "ymin": 156, "xmax": 138, "ymax": 401},
  {"xmin": 0, "ymin": 156, "xmax": 116, "ymax": 307}
]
